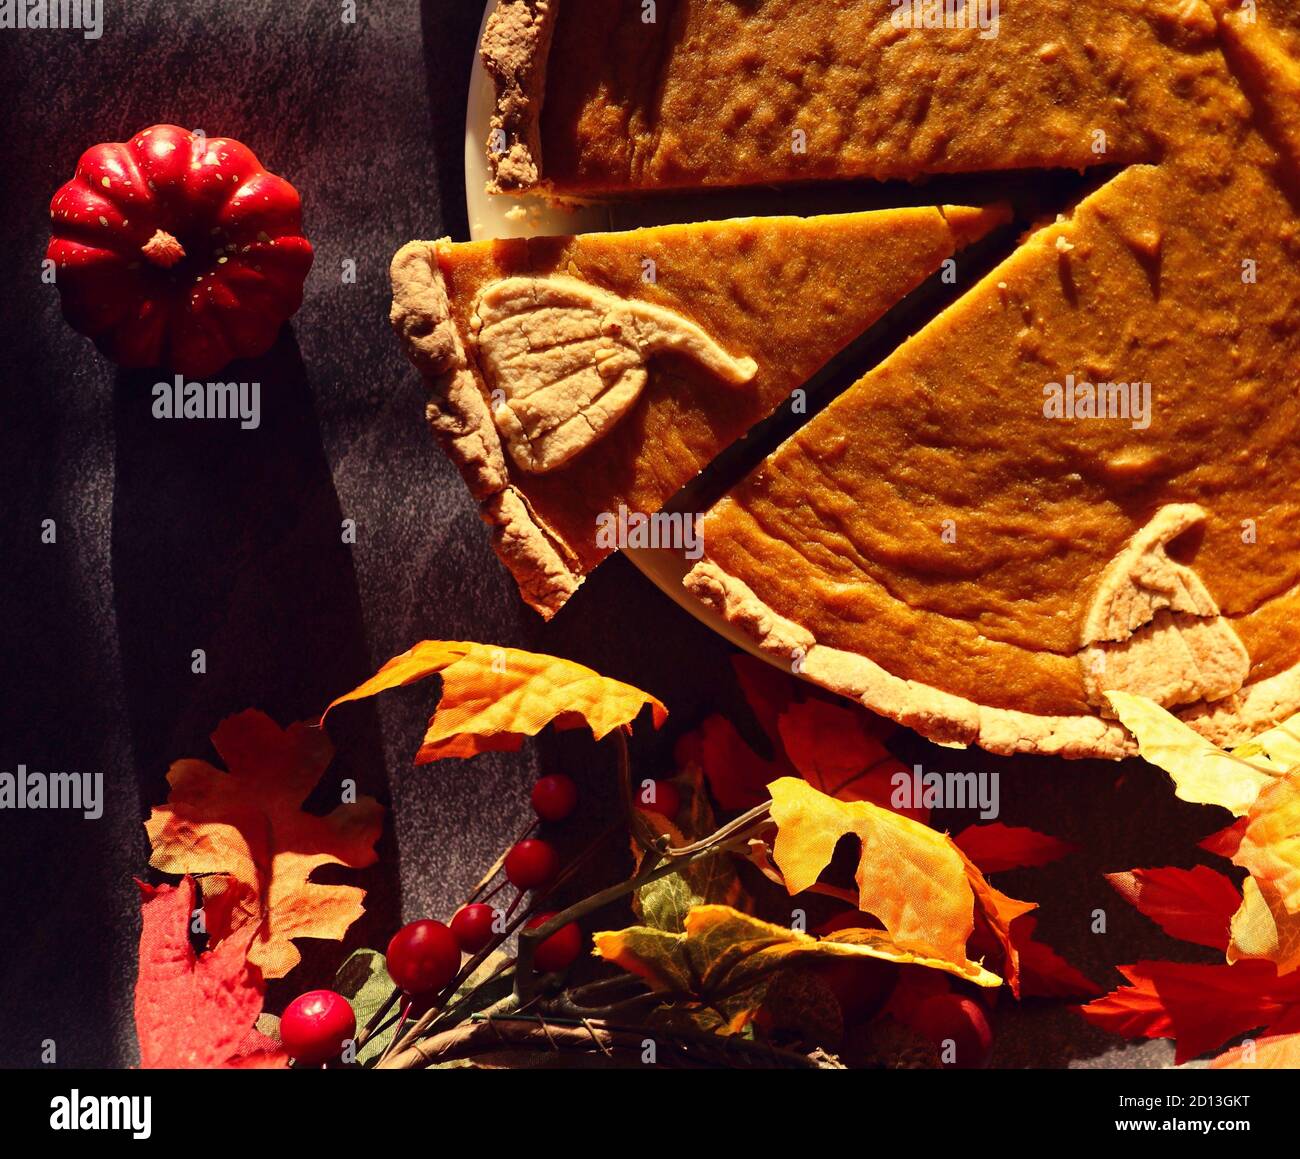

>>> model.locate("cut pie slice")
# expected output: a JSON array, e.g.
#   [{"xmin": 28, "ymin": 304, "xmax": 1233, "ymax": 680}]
[
  {"xmin": 685, "ymin": 22, "xmax": 1300, "ymax": 759},
  {"xmin": 483, "ymin": 0, "xmax": 1195, "ymax": 200},
  {"xmin": 390, "ymin": 205, "xmax": 1008, "ymax": 616}
]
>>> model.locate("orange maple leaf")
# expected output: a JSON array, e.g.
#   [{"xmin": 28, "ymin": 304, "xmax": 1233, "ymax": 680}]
[
  {"xmin": 323, "ymin": 640, "xmax": 666, "ymax": 761},
  {"xmin": 767, "ymin": 777, "xmax": 1031, "ymax": 987},
  {"xmin": 1235, "ymin": 771, "xmax": 1300, "ymax": 914},
  {"xmin": 145, "ymin": 710, "xmax": 383, "ymax": 979}
]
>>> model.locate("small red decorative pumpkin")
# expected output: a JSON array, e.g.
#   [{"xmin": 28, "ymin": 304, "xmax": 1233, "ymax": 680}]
[{"xmin": 48, "ymin": 124, "xmax": 314, "ymax": 377}]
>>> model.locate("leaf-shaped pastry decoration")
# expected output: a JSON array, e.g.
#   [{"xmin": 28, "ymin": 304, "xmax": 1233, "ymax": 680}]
[
  {"xmin": 1079, "ymin": 504, "xmax": 1249, "ymax": 711},
  {"xmin": 470, "ymin": 276, "xmax": 758, "ymax": 473}
]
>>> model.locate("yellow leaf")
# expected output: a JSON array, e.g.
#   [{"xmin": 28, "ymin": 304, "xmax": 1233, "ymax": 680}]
[
  {"xmin": 145, "ymin": 710, "xmax": 383, "ymax": 979},
  {"xmin": 323, "ymin": 640, "xmax": 666, "ymax": 760},
  {"xmin": 593, "ymin": 904, "xmax": 999, "ymax": 1031},
  {"xmin": 1227, "ymin": 876, "xmax": 1300, "ymax": 975},
  {"xmin": 1104, "ymin": 691, "xmax": 1277, "ymax": 816},
  {"xmin": 766, "ymin": 777, "xmax": 1025, "ymax": 983},
  {"xmin": 1233, "ymin": 712, "xmax": 1300, "ymax": 772},
  {"xmin": 1212, "ymin": 1011, "xmax": 1300, "ymax": 1068},
  {"xmin": 1236, "ymin": 771, "xmax": 1300, "ymax": 916}
]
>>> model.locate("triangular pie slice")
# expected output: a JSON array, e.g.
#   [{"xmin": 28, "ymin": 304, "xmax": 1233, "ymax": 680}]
[
  {"xmin": 685, "ymin": 26, "xmax": 1300, "ymax": 760},
  {"xmin": 483, "ymin": 0, "xmax": 1196, "ymax": 200},
  {"xmin": 390, "ymin": 205, "xmax": 1008, "ymax": 616}
]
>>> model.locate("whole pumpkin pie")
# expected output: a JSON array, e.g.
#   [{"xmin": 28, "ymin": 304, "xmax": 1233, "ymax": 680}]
[
  {"xmin": 484, "ymin": 0, "xmax": 1205, "ymax": 199},
  {"xmin": 685, "ymin": 5, "xmax": 1300, "ymax": 757},
  {"xmin": 390, "ymin": 206, "xmax": 1007, "ymax": 616}
]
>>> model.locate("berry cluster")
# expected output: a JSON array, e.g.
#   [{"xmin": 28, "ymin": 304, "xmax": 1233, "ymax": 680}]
[{"xmin": 280, "ymin": 773, "xmax": 589, "ymax": 1066}]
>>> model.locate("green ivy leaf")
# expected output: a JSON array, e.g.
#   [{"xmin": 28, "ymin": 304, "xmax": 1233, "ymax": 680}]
[
  {"xmin": 633, "ymin": 767, "xmax": 748, "ymax": 933},
  {"xmin": 334, "ymin": 948, "xmax": 398, "ymax": 1065}
]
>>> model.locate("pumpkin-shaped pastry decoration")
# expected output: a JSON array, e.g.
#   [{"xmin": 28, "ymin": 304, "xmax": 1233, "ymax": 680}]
[
  {"xmin": 471, "ymin": 276, "xmax": 759, "ymax": 473},
  {"xmin": 1079, "ymin": 505, "xmax": 1250, "ymax": 713},
  {"xmin": 47, "ymin": 124, "xmax": 314, "ymax": 377}
]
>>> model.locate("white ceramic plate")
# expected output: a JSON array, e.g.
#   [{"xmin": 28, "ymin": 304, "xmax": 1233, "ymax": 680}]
[{"xmin": 464, "ymin": 0, "xmax": 772, "ymax": 656}]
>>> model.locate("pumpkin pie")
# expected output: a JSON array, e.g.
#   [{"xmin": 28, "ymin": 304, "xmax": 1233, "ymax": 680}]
[
  {"xmin": 685, "ymin": 5, "xmax": 1300, "ymax": 757},
  {"xmin": 483, "ymin": 0, "xmax": 1202, "ymax": 199},
  {"xmin": 390, "ymin": 206, "xmax": 1007, "ymax": 616}
]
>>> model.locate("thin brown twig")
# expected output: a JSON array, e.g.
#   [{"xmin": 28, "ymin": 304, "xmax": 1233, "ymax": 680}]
[{"xmin": 378, "ymin": 1014, "xmax": 834, "ymax": 1070}]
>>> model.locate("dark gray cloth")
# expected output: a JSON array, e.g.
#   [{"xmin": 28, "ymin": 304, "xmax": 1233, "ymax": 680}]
[{"xmin": 0, "ymin": 0, "xmax": 1200, "ymax": 1068}]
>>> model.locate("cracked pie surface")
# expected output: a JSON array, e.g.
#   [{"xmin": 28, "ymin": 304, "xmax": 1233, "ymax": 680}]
[{"xmin": 684, "ymin": 4, "xmax": 1300, "ymax": 756}]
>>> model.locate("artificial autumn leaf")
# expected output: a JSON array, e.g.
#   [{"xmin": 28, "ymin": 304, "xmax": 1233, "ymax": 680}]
[
  {"xmin": 776, "ymin": 697, "xmax": 916, "ymax": 814},
  {"xmin": 593, "ymin": 904, "xmax": 999, "ymax": 1034},
  {"xmin": 323, "ymin": 640, "xmax": 666, "ymax": 761},
  {"xmin": 680, "ymin": 654, "xmax": 919, "ymax": 817},
  {"xmin": 134, "ymin": 876, "xmax": 286, "ymax": 1069},
  {"xmin": 198, "ymin": 874, "xmax": 254, "ymax": 944},
  {"xmin": 675, "ymin": 713, "xmax": 779, "ymax": 813},
  {"xmin": 953, "ymin": 823, "xmax": 1077, "ymax": 875},
  {"xmin": 1105, "ymin": 866, "xmax": 1241, "ymax": 950},
  {"xmin": 334, "ymin": 949, "xmax": 398, "ymax": 1065},
  {"xmin": 1233, "ymin": 710, "xmax": 1300, "ymax": 769},
  {"xmin": 767, "ymin": 777, "xmax": 1024, "ymax": 983},
  {"xmin": 744, "ymin": 835, "xmax": 858, "ymax": 908},
  {"xmin": 1228, "ymin": 876, "xmax": 1300, "ymax": 975},
  {"xmin": 633, "ymin": 766, "xmax": 746, "ymax": 933},
  {"xmin": 1080, "ymin": 959, "xmax": 1300, "ymax": 1064},
  {"xmin": 1201, "ymin": 820, "xmax": 1246, "ymax": 858},
  {"xmin": 1011, "ymin": 916, "xmax": 1101, "ymax": 998},
  {"xmin": 732, "ymin": 654, "xmax": 797, "ymax": 743},
  {"xmin": 145, "ymin": 710, "xmax": 383, "ymax": 978},
  {"xmin": 1212, "ymin": 1008, "xmax": 1300, "ymax": 1069},
  {"xmin": 1235, "ymin": 770, "xmax": 1300, "ymax": 915},
  {"xmin": 959, "ymin": 846, "xmax": 1036, "ymax": 997},
  {"xmin": 1087, "ymin": 702, "xmax": 1300, "ymax": 1060},
  {"xmin": 1105, "ymin": 691, "xmax": 1278, "ymax": 815}
]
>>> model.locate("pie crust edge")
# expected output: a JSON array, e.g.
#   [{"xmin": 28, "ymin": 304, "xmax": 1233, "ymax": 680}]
[
  {"xmin": 481, "ymin": 0, "xmax": 557, "ymax": 196},
  {"xmin": 390, "ymin": 239, "xmax": 583, "ymax": 618},
  {"xmin": 683, "ymin": 560, "xmax": 1300, "ymax": 760}
]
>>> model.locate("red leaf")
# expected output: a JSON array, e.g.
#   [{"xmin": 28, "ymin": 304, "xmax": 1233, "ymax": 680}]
[
  {"xmin": 133, "ymin": 876, "xmax": 285, "ymax": 1069},
  {"xmin": 953, "ymin": 823, "xmax": 1077, "ymax": 874},
  {"xmin": 1012, "ymin": 916, "xmax": 1101, "ymax": 998},
  {"xmin": 685, "ymin": 656, "xmax": 916, "ymax": 816},
  {"xmin": 1212, "ymin": 1007, "xmax": 1300, "ymax": 1068},
  {"xmin": 676, "ymin": 713, "xmax": 776, "ymax": 813},
  {"xmin": 197, "ymin": 874, "xmax": 252, "ymax": 945},
  {"xmin": 731, "ymin": 654, "xmax": 796, "ymax": 745},
  {"xmin": 776, "ymin": 698, "xmax": 920, "ymax": 817},
  {"xmin": 1201, "ymin": 820, "xmax": 1247, "ymax": 859},
  {"xmin": 1106, "ymin": 866, "xmax": 1242, "ymax": 950},
  {"xmin": 1079, "ymin": 960, "xmax": 1300, "ymax": 1064}
]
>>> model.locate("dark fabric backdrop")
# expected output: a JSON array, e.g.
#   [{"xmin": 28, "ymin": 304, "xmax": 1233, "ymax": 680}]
[{"xmin": 0, "ymin": 0, "xmax": 1209, "ymax": 1068}]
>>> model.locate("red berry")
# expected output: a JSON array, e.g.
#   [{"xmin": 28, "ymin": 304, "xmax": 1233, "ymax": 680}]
[
  {"xmin": 811, "ymin": 958, "xmax": 898, "ymax": 1025},
  {"xmin": 386, "ymin": 919, "xmax": 461, "ymax": 995},
  {"xmin": 526, "ymin": 912, "xmax": 584, "ymax": 973},
  {"xmin": 505, "ymin": 838, "xmax": 560, "ymax": 890},
  {"xmin": 634, "ymin": 779, "xmax": 681, "ymax": 819},
  {"xmin": 531, "ymin": 774, "xmax": 578, "ymax": 822},
  {"xmin": 911, "ymin": 994, "xmax": 994, "ymax": 1069},
  {"xmin": 450, "ymin": 903, "xmax": 499, "ymax": 954},
  {"xmin": 280, "ymin": 990, "xmax": 356, "ymax": 1066}
]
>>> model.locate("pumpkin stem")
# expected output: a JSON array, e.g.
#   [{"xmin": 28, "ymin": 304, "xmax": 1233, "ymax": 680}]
[{"xmin": 142, "ymin": 229, "xmax": 186, "ymax": 269}]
